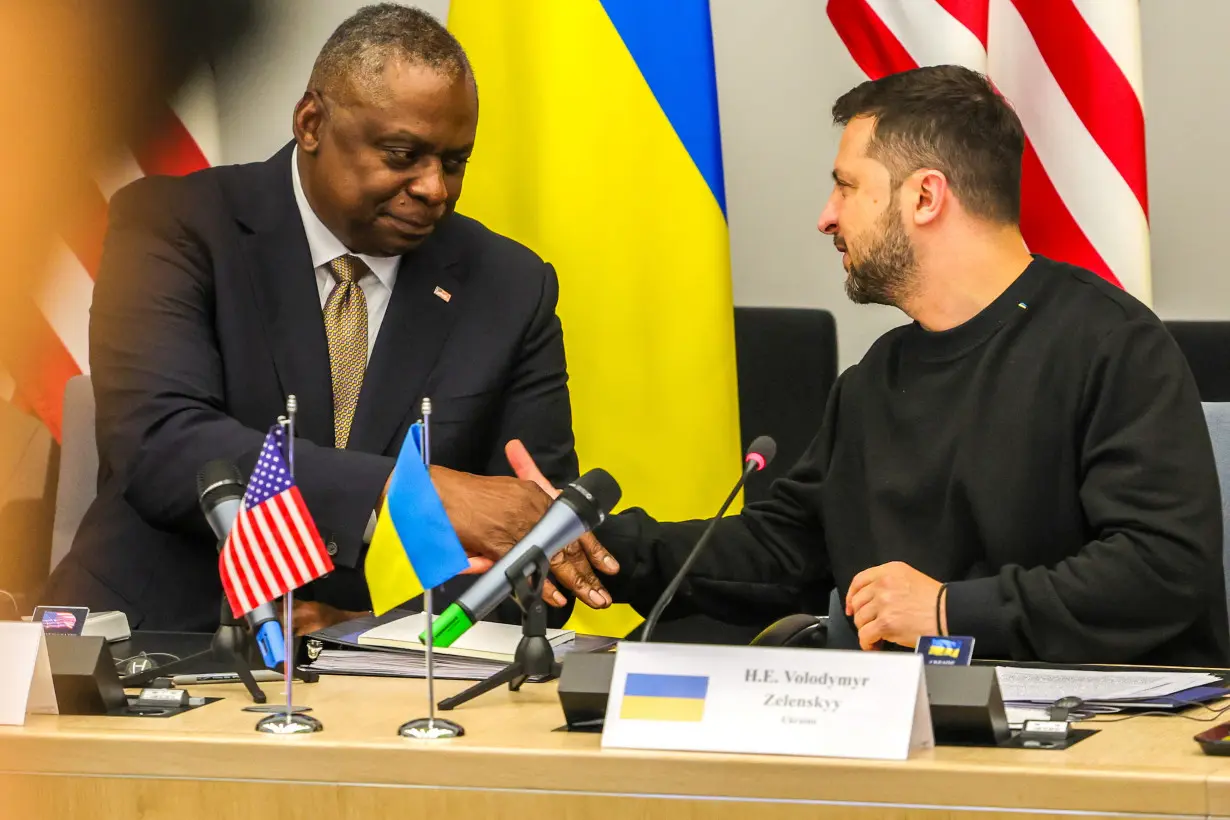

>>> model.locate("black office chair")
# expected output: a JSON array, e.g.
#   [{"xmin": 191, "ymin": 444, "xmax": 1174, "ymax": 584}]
[
  {"xmin": 637, "ymin": 307, "xmax": 839, "ymax": 645},
  {"xmin": 734, "ymin": 307, "xmax": 838, "ymax": 504},
  {"xmin": 1164, "ymin": 321, "xmax": 1230, "ymax": 401}
]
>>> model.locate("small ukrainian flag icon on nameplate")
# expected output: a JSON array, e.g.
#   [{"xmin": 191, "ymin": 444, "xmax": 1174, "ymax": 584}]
[{"xmin": 619, "ymin": 673, "xmax": 709, "ymax": 722}]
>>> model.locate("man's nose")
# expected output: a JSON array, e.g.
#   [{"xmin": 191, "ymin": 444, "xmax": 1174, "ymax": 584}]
[
  {"xmin": 817, "ymin": 191, "xmax": 840, "ymax": 235},
  {"xmin": 407, "ymin": 158, "xmax": 448, "ymax": 206}
]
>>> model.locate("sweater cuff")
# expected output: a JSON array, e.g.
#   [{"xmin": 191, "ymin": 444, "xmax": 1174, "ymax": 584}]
[
  {"xmin": 945, "ymin": 576, "xmax": 1011, "ymax": 657},
  {"xmin": 592, "ymin": 512, "xmax": 645, "ymax": 603}
]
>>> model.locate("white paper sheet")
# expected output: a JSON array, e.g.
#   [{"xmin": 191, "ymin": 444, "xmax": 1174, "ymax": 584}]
[{"xmin": 995, "ymin": 666, "xmax": 1219, "ymax": 704}]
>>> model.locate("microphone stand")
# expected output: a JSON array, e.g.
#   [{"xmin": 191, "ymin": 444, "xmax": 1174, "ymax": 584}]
[
  {"xmin": 120, "ymin": 591, "xmax": 320, "ymax": 703},
  {"xmin": 639, "ymin": 460, "xmax": 757, "ymax": 643},
  {"xmin": 438, "ymin": 545, "xmax": 559, "ymax": 711},
  {"xmin": 120, "ymin": 598, "xmax": 271, "ymax": 702}
]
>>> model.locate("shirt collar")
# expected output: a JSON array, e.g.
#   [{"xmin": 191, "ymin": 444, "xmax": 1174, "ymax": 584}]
[{"xmin": 291, "ymin": 146, "xmax": 399, "ymax": 288}]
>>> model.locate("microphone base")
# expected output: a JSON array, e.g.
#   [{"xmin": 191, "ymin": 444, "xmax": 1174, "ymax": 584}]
[
  {"xmin": 438, "ymin": 636, "xmax": 562, "ymax": 711},
  {"xmin": 398, "ymin": 716, "xmax": 465, "ymax": 739},
  {"xmin": 118, "ymin": 599, "xmax": 318, "ymax": 704},
  {"xmin": 437, "ymin": 545, "xmax": 561, "ymax": 711}
]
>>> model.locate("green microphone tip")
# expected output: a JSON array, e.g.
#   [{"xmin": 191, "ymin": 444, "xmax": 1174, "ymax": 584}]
[{"xmin": 421, "ymin": 603, "xmax": 473, "ymax": 648}]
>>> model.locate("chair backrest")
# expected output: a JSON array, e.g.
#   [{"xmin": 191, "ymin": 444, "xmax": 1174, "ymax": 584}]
[
  {"xmin": 1202, "ymin": 402, "xmax": 1230, "ymax": 626},
  {"xmin": 733, "ymin": 307, "xmax": 838, "ymax": 504},
  {"xmin": 824, "ymin": 587, "xmax": 859, "ymax": 650},
  {"xmin": 1166, "ymin": 322, "xmax": 1230, "ymax": 401},
  {"xmin": 49, "ymin": 375, "xmax": 97, "ymax": 573}
]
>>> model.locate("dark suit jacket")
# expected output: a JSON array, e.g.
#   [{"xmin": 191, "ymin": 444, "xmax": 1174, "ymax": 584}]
[{"xmin": 45, "ymin": 143, "xmax": 579, "ymax": 631}]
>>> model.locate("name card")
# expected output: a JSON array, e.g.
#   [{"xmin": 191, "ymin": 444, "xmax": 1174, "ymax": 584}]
[
  {"xmin": 0, "ymin": 622, "xmax": 57, "ymax": 725},
  {"xmin": 601, "ymin": 642, "xmax": 933, "ymax": 760}
]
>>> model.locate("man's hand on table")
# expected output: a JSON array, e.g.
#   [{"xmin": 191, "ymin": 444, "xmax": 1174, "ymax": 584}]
[
  {"xmin": 845, "ymin": 561, "xmax": 947, "ymax": 650},
  {"xmin": 418, "ymin": 449, "xmax": 619, "ymax": 610},
  {"xmin": 292, "ymin": 600, "xmax": 369, "ymax": 636}
]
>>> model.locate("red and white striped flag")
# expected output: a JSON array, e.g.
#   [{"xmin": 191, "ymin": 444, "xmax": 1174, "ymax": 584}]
[
  {"xmin": 11, "ymin": 71, "xmax": 218, "ymax": 440},
  {"xmin": 827, "ymin": 0, "xmax": 1150, "ymax": 303},
  {"xmin": 220, "ymin": 425, "xmax": 334, "ymax": 618}
]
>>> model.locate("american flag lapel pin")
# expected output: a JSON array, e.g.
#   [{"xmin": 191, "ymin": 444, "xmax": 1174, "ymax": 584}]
[{"xmin": 433, "ymin": 285, "xmax": 452, "ymax": 303}]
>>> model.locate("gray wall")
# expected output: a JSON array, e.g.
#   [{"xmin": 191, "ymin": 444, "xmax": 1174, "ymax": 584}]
[
  {"xmin": 1140, "ymin": 0, "xmax": 1230, "ymax": 322},
  {"xmin": 217, "ymin": 0, "xmax": 1223, "ymax": 371}
]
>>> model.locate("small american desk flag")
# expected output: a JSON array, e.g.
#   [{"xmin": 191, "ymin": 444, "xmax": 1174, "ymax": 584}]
[{"xmin": 219, "ymin": 425, "xmax": 333, "ymax": 617}]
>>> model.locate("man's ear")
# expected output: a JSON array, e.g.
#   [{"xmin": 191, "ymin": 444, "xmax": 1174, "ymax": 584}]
[
  {"xmin": 293, "ymin": 91, "xmax": 324, "ymax": 154},
  {"xmin": 911, "ymin": 169, "xmax": 949, "ymax": 227}
]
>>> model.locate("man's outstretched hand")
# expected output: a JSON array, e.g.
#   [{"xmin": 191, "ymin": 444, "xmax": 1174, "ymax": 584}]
[
  {"xmin": 426, "ymin": 449, "xmax": 619, "ymax": 610},
  {"xmin": 504, "ymin": 439, "xmax": 621, "ymax": 607}
]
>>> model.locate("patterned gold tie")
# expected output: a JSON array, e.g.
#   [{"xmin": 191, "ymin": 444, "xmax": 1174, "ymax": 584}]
[{"xmin": 324, "ymin": 254, "xmax": 369, "ymax": 448}]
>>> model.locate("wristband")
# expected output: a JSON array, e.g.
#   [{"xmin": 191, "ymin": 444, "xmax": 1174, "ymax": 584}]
[{"xmin": 936, "ymin": 583, "xmax": 949, "ymax": 636}]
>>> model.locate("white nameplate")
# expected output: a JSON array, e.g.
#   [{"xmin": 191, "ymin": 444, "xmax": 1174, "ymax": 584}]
[
  {"xmin": 601, "ymin": 642, "xmax": 933, "ymax": 760},
  {"xmin": 0, "ymin": 622, "xmax": 57, "ymax": 725}
]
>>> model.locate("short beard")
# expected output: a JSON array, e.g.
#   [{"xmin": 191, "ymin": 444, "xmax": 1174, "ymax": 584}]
[{"xmin": 844, "ymin": 205, "xmax": 917, "ymax": 307}]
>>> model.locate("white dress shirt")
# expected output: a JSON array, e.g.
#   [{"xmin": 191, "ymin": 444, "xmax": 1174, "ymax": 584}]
[
  {"xmin": 291, "ymin": 146, "xmax": 400, "ymax": 357},
  {"xmin": 291, "ymin": 148, "xmax": 400, "ymax": 545}
]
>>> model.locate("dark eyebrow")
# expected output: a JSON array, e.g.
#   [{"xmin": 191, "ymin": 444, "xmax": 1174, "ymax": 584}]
[{"xmin": 380, "ymin": 130, "xmax": 433, "ymax": 147}]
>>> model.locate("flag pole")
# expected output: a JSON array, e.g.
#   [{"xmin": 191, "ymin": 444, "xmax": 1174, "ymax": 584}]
[
  {"xmin": 398, "ymin": 397, "xmax": 464, "ymax": 739},
  {"xmin": 422, "ymin": 398, "xmax": 436, "ymax": 727},
  {"xmin": 255, "ymin": 394, "xmax": 322, "ymax": 734}
]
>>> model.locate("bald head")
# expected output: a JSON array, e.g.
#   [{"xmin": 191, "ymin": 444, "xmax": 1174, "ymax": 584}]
[{"xmin": 308, "ymin": 3, "xmax": 472, "ymax": 103}]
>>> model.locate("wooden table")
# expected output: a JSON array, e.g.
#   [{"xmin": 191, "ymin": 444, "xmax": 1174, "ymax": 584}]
[{"xmin": 1, "ymin": 674, "xmax": 1229, "ymax": 819}]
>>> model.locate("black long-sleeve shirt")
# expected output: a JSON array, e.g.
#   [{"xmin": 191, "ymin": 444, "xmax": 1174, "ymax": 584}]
[{"xmin": 600, "ymin": 256, "xmax": 1228, "ymax": 665}]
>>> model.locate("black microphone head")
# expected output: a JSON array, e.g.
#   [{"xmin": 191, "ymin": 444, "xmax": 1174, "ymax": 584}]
[
  {"xmin": 745, "ymin": 435, "xmax": 777, "ymax": 471},
  {"xmin": 558, "ymin": 468, "xmax": 622, "ymax": 529},
  {"xmin": 575, "ymin": 467, "xmax": 621, "ymax": 514},
  {"xmin": 196, "ymin": 459, "xmax": 245, "ymax": 509}
]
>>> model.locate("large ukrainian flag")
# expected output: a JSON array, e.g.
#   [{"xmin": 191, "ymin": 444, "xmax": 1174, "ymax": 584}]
[{"xmin": 449, "ymin": 1, "xmax": 741, "ymax": 637}]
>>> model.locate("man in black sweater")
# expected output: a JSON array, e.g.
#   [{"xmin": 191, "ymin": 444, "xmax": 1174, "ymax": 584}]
[{"xmin": 509, "ymin": 65, "xmax": 1227, "ymax": 666}]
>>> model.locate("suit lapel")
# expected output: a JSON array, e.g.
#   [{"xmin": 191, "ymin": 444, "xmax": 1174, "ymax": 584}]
[
  {"xmin": 232, "ymin": 144, "xmax": 334, "ymax": 446},
  {"xmin": 347, "ymin": 219, "xmax": 465, "ymax": 455}
]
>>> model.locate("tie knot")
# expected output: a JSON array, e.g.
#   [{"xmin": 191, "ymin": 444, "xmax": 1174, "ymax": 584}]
[{"xmin": 328, "ymin": 254, "xmax": 367, "ymax": 285}]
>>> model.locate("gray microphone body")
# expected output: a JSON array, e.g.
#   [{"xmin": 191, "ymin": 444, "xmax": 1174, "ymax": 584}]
[
  {"xmin": 428, "ymin": 468, "xmax": 621, "ymax": 646},
  {"xmin": 196, "ymin": 460, "xmax": 286, "ymax": 668}
]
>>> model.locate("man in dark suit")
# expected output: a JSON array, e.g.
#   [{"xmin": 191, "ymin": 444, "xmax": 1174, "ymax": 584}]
[{"xmin": 43, "ymin": 4, "xmax": 618, "ymax": 632}]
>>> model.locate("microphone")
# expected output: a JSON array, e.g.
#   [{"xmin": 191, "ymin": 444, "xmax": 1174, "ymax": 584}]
[
  {"xmin": 427, "ymin": 468, "xmax": 622, "ymax": 647},
  {"xmin": 196, "ymin": 459, "xmax": 287, "ymax": 670},
  {"xmin": 639, "ymin": 435, "xmax": 777, "ymax": 643}
]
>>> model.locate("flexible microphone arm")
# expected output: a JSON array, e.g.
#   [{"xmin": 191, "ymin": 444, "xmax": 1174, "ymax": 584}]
[{"xmin": 640, "ymin": 436, "xmax": 776, "ymax": 643}]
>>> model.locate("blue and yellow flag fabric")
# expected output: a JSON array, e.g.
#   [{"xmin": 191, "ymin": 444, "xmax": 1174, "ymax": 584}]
[
  {"xmin": 619, "ymin": 672, "xmax": 709, "ymax": 722},
  {"xmin": 365, "ymin": 423, "xmax": 469, "ymax": 615},
  {"xmin": 448, "ymin": 1, "xmax": 741, "ymax": 636}
]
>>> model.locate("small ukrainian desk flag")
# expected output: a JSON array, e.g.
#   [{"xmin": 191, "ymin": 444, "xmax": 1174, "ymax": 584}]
[{"xmin": 365, "ymin": 424, "xmax": 469, "ymax": 616}]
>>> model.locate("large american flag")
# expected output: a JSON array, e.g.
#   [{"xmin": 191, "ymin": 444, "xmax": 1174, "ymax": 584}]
[
  {"xmin": 827, "ymin": 0, "xmax": 1149, "ymax": 303},
  {"xmin": 220, "ymin": 425, "xmax": 334, "ymax": 617},
  {"xmin": 14, "ymin": 72, "xmax": 219, "ymax": 441}
]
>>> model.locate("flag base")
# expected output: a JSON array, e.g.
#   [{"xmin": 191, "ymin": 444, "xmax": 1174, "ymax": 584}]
[
  {"xmin": 398, "ymin": 717, "xmax": 464, "ymax": 739},
  {"xmin": 256, "ymin": 712, "xmax": 323, "ymax": 734},
  {"xmin": 243, "ymin": 704, "xmax": 312, "ymax": 714}
]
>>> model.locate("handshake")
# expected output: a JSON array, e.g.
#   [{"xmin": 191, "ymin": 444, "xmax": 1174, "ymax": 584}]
[
  {"xmin": 431, "ymin": 439, "xmax": 622, "ymax": 609},
  {"xmin": 295, "ymin": 440, "xmax": 619, "ymax": 635}
]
